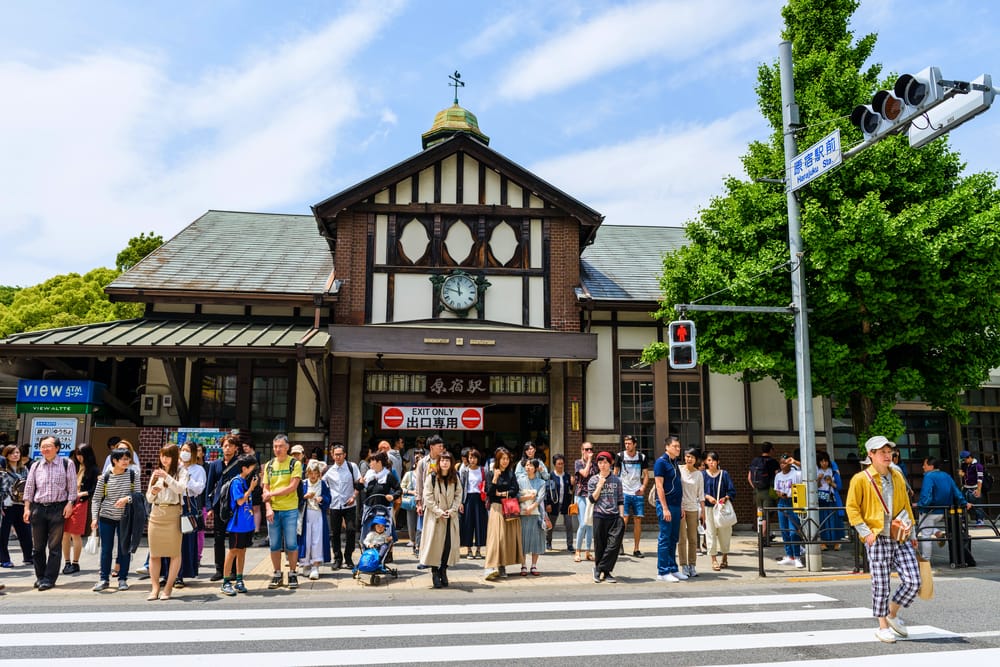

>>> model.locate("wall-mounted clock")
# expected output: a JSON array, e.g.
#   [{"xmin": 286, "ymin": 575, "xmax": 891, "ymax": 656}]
[{"xmin": 440, "ymin": 272, "xmax": 479, "ymax": 314}]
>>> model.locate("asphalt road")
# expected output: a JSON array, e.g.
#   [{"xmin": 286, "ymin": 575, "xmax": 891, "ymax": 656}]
[{"xmin": 2, "ymin": 532, "xmax": 999, "ymax": 665}]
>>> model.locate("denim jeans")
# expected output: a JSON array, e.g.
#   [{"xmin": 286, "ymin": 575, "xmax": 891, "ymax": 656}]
[
  {"xmin": 777, "ymin": 499, "xmax": 802, "ymax": 558},
  {"xmin": 574, "ymin": 496, "xmax": 592, "ymax": 550},
  {"xmin": 268, "ymin": 508, "xmax": 298, "ymax": 552},
  {"xmin": 656, "ymin": 502, "xmax": 681, "ymax": 575},
  {"xmin": 964, "ymin": 489, "xmax": 985, "ymax": 522},
  {"xmin": 98, "ymin": 517, "xmax": 131, "ymax": 581}
]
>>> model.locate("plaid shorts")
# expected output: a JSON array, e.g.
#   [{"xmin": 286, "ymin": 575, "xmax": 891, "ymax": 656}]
[{"xmin": 865, "ymin": 535, "xmax": 921, "ymax": 618}]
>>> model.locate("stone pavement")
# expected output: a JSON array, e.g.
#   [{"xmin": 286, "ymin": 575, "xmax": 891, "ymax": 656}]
[{"xmin": 2, "ymin": 527, "xmax": 997, "ymax": 597}]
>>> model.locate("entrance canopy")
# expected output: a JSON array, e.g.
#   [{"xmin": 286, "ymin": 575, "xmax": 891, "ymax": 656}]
[
  {"xmin": 0, "ymin": 318, "xmax": 329, "ymax": 359},
  {"xmin": 329, "ymin": 324, "xmax": 596, "ymax": 362}
]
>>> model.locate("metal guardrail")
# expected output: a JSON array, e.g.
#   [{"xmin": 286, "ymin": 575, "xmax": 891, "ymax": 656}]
[{"xmin": 755, "ymin": 502, "xmax": 999, "ymax": 576}]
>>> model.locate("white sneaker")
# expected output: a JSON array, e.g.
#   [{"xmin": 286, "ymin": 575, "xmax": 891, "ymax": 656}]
[
  {"xmin": 484, "ymin": 568, "xmax": 499, "ymax": 581},
  {"xmin": 793, "ymin": 558, "xmax": 805, "ymax": 569},
  {"xmin": 673, "ymin": 569, "xmax": 689, "ymax": 580},
  {"xmin": 657, "ymin": 573, "xmax": 680, "ymax": 582},
  {"xmin": 875, "ymin": 627, "xmax": 897, "ymax": 643},
  {"xmin": 688, "ymin": 566, "xmax": 698, "ymax": 577},
  {"xmin": 308, "ymin": 567, "xmax": 319, "ymax": 581},
  {"xmin": 886, "ymin": 616, "xmax": 908, "ymax": 638},
  {"xmin": 136, "ymin": 566, "xmax": 149, "ymax": 575},
  {"xmin": 777, "ymin": 556, "xmax": 795, "ymax": 566}
]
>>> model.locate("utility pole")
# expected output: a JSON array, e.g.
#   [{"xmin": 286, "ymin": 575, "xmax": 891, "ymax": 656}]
[{"xmin": 779, "ymin": 40, "xmax": 820, "ymax": 571}]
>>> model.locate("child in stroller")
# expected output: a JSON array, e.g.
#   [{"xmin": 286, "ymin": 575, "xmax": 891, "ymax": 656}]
[{"xmin": 353, "ymin": 515, "xmax": 398, "ymax": 585}]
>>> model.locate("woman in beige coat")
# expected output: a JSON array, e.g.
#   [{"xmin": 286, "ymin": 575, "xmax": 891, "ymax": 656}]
[{"xmin": 419, "ymin": 451, "xmax": 461, "ymax": 588}]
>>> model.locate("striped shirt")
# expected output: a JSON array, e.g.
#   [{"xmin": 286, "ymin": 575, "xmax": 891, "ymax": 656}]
[
  {"xmin": 23, "ymin": 456, "xmax": 77, "ymax": 505},
  {"xmin": 92, "ymin": 471, "xmax": 137, "ymax": 522}
]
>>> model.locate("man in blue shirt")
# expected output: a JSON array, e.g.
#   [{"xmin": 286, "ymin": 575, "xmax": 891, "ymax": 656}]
[
  {"xmin": 917, "ymin": 457, "xmax": 970, "ymax": 560},
  {"xmin": 654, "ymin": 436, "xmax": 685, "ymax": 582}
]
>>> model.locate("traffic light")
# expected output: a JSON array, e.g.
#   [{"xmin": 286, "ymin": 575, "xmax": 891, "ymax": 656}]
[
  {"xmin": 668, "ymin": 320, "xmax": 697, "ymax": 370},
  {"xmin": 909, "ymin": 74, "xmax": 995, "ymax": 148},
  {"xmin": 850, "ymin": 67, "xmax": 945, "ymax": 143}
]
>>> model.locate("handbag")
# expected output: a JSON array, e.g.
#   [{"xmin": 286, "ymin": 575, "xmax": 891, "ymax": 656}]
[
  {"xmin": 917, "ymin": 555, "xmax": 934, "ymax": 600},
  {"xmin": 568, "ymin": 501, "xmax": 579, "ymax": 516},
  {"xmin": 181, "ymin": 496, "xmax": 199, "ymax": 534},
  {"xmin": 84, "ymin": 534, "xmax": 99, "ymax": 555},
  {"xmin": 501, "ymin": 496, "xmax": 520, "ymax": 519},
  {"xmin": 712, "ymin": 472, "xmax": 738, "ymax": 527},
  {"xmin": 584, "ymin": 499, "xmax": 594, "ymax": 527},
  {"xmin": 714, "ymin": 500, "xmax": 738, "ymax": 528},
  {"xmin": 401, "ymin": 494, "xmax": 417, "ymax": 511}
]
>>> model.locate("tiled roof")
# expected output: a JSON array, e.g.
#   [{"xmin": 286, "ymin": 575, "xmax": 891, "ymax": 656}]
[
  {"xmin": 580, "ymin": 225, "xmax": 687, "ymax": 302},
  {"xmin": 108, "ymin": 211, "xmax": 333, "ymax": 295}
]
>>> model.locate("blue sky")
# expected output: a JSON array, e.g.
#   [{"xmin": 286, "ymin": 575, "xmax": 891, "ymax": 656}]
[{"xmin": 1, "ymin": 0, "xmax": 997, "ymax": 286}]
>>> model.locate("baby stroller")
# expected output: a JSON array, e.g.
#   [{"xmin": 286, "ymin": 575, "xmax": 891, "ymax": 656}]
[{"xmin": 353, "ymin": 515, "xmax": 399, "ymax": 586}]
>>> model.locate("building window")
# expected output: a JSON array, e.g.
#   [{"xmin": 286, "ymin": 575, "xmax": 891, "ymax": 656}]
[
  {"xmin": 619, "ymin": 353, "xmax": 655, "ymax": 459},
  {"xmin": 962, "ymin": 411, "xmax": 1000, "ymax": 466},
  {"xmin": 200, "ymin": 371, "xmax": 237, "ymax": 429},
  {"xmin": 251, "ymin": 375, "xmax": 289, "ymax": 436},
  {"xmin": 668, "ymin": 374, "xmax": 702, "ymax": 450},
  {"xmin": 194, "ymin": 360, "xmax": 294, "ymax": 443}
]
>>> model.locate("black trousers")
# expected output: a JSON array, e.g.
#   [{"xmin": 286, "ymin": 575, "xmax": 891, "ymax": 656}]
[
  {"xmin": 30, "ymin": 503, "xmax": 66, "ymax": 584},
  {"xmin": 440, "ymin": 518, "xmax": 452, "ymax": 569},
  {"xmin": 593, "ymin": 514, "xmax": 624, "ymax": 575},
  {"xmin": 212, "ymin": 502, "xmax": 229, "ymax": 574},
  {"xmin": 330, "ymin": 506, "xmax": 358, "ymax": 562},
  {"xmin": 1, "ymin": 504, "xmax": 33, "ymax": 563}
]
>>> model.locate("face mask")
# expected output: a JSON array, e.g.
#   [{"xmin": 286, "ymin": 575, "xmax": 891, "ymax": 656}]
[{"xmin": 180, "ymin": 451, "xmax": 192, "ymax": 463}]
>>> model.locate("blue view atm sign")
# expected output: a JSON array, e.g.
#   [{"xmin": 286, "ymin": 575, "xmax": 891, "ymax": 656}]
[
  {"xmin": 17, "ymin": 379, "xmax": 104, "ymax": 405},
  {"xmin": 788, "ymin": 129, "xmax": 842, "ymax": 193}
]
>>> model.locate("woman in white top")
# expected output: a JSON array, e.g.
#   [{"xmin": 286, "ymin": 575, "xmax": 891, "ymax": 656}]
[
  {"xmin": 145, "ymin": 444, "xmax": 189, "ymax": 601},
  {"xmin": 174, "ymin": 441, "xmax": 206, "ymax": 588},
  {"xmin": 678, "ymin": 447, "xmax": 705, "ymax": 578}
]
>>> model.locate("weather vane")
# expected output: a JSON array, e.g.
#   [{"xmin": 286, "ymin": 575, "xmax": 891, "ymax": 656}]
[{"xmin": 449, "ymin": 70, "xmax": 465, "ymax": 105}]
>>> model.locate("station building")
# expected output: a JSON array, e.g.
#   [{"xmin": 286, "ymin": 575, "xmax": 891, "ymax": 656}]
[{"xmin": 1, "ymin": 104, "xmax": 994, "ymax": 519}]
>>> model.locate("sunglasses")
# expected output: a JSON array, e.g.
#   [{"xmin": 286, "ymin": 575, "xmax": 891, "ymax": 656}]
[{"xmin": 582, "ymin": 448, "xmax": 593, "ymax": 452}]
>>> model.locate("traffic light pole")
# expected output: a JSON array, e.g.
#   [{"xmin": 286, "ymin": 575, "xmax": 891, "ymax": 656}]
[{"xmin": 779, "ymin": 40, "xmax": 821, "ymax": 572}]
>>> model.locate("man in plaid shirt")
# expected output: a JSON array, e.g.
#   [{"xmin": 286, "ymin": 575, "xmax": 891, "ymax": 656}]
[{"xmin": 22, "ymin": 436, "xmax": 77, "ymax": 591}]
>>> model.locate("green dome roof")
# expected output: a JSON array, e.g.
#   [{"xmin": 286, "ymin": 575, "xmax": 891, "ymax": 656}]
[{"xmin": 421, "ymin": 104, "xmax": 490, "ymax": 149}]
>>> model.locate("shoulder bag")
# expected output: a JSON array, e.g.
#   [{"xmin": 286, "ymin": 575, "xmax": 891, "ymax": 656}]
[
  {"xmin": 501, "ymin": 496, "xmax": 520, "ymax": 519},
  {"xmin": 713, "ymin": 472, "xmax": 738, "ymax": 527}
]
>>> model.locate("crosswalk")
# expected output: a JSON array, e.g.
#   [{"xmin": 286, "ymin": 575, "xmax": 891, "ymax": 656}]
[{"xmin": 1, "ymin": 592, "xmax": 997, "ymax": 665}]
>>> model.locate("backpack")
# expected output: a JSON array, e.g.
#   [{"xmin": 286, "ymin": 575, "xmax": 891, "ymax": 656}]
[
  {"xmin": 982, "ymin": 468, "xmax": 994, "ymax": 496},
  {"xmin": 101, "ymin": 469, "xmax": 136, "ymax": 497},
  {"xmin": 749, "ymin": 456, "xmax": 774, "ymax": 490},
  {"xmin": 217, "ymin": 477, "xmax": 238, "ymax": 523}
]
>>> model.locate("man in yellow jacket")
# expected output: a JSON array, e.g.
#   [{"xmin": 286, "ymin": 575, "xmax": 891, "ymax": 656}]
[{"xmin": 845, "ymin": 436, "xmax": 921, "ymax": 644}]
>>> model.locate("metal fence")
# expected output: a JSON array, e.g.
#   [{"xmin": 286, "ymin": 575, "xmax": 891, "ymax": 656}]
[{"xmin": 755, "ymin": 502, "xmax": 999, "ymax": 576}]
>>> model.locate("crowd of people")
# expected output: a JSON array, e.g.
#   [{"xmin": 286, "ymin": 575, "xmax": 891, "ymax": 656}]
[{"xmin": 0, "ymin": 428, "xmax": 991, "ymax": 609}]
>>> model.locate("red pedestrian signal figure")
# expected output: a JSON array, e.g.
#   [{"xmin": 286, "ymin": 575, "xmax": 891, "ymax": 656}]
[{"xmin": 668, "ymin": 320, "xmax": 697, "ymax": 370}]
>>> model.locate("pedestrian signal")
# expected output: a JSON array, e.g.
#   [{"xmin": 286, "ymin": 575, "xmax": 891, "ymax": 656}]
[{"xmin": 668, "ymin": 320, "xmax": 697, "ymax": 370}]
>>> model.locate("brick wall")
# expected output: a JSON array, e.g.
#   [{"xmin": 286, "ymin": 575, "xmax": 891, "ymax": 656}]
[
  {"xmin": 137, "ymin": 427, "xmax": 167, "ymax": 488},
  {"xmin": 333, "ymin": 211, "xmax": 370, "ymax": 326},
  {"xmin": 548, "ymin": 218, "xmax": 581, "ymax": 333}
]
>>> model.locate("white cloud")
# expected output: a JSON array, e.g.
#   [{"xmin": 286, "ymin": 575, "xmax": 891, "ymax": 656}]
[
  {"xmin": 496, "ymin": 0, "xmax": 775, "ymax": 101},
  {"xmin": 0, "ymin": 2, "xmax": 403, "ymax": 286},
  {"xmin": 530, "ymin": 108, "xmax": 765, "ymax": 227}
]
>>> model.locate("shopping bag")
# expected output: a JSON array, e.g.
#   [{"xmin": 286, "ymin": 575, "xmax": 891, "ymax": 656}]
[
  {"xmin": 84, "ymin": 535, "xmax": 99, "ymax": 556},
  {"xmin": 917, "ymin": 555, "xmax": 934, "ymax": 600}
]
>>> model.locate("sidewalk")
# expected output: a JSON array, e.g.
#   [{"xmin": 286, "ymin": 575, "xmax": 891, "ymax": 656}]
[{"xmin": 2, "ymin": 528, "xmax": 997, "ymax": 597}]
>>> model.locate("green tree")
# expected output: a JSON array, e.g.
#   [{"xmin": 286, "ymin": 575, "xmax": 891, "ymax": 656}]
[
  {"xmin": 116, "ymin": 231, "xmax": 163, "ymax": 272},
  {"xmin": 0, "ymin": 286, "xmax": 19, "ymax": 307},
  {"xmin": 643, "ymin": 0, "xmax": 1000, "ymax": 443}
]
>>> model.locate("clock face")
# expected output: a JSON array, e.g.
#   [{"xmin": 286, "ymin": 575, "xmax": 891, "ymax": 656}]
[{"xmin": 441, "ymin": 274, "xmax": 478, "ymax": 313}]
